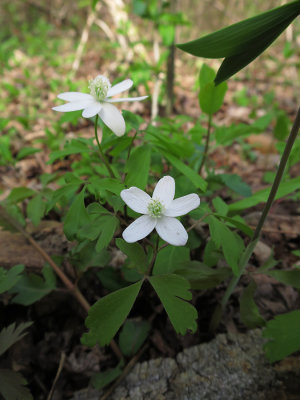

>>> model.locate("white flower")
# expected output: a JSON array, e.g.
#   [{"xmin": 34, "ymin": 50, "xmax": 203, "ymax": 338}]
[
  {"xmin": 121, "ymin": 176, "xmax": 200, "ymax": 246},
  {"xmin": 52, "ymin": 75, "xmax": 148, "ymax": 136}
]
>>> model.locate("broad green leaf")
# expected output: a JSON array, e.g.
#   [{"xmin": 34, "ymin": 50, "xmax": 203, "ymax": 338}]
[
  {"xmin": 153, "ymin": 246, "xmax": 190, "ymax": 275},
  {"xmin": 97, "ymin": 267, "xmax": 128, "ymax": 292},
  {"xmin": 208, "ymin": 216, "xmax": 244, "ymax": 275},
  {"xmin": 0, "ymin": 204, "xmax": 26, "ymax": 229},
  {"xmin": 240, "ymin": 279, "xmax": 265, "ymax": 328},
  {"xmin": 177, "ymin": 2, "xmax": 300, "ymax": 58},
  {"xmin": 82, "ymin": 280, "xmax": 143, "ymax": 347},
  {"xmin": 0, "ymin": 369, "xmax": 33, "ymax": 400},
  {"xmin": 95, "ymin": 215, "xmax": 119, "ymax": 252},
  {"xmin": 16, "ymin": 147, "xmax": 41, "ymax": 160},
  {"xmin": 125, "ymin": 145, "xmax": 151, "ymax": 189},
  {"xmin": 220, "ymin": 174, "xmax": 252, "ymax": 197},
  {"xmin": 263, "ymin": 310, "xmax": 300, "ymax": 362},
  {"xmin": 214, "ymin": 214, "xmax": 253, "ymax": 237},
  {"xmin": 199, "ymin": 64, "xmax": 215, "ymax": 88},
  {"xmin": 274, "ymin": 112, "xmax": 290, "ymax": 141},
  {"xmin": 149, "ymin": 274, "xmax": 197, "ymax": 335},
  {"xmin": 229, "ymin": 176, "xmax": 300, "ymax": 213},
  {"xmin": 90, "ymin": 362, "xmax": 123, "ymax": 390},
  {"xmin": 176, "ymin": 261, "xmax": 231, "ymax": 289},
  {"xmin": 0, "ymin": 322, "xmax": 33, "ymax": 356},
  {"xmin": 162, "ymin": 151, "xmax": 207, "ymax": 192},
  {"xmin": 0, "ymin": 265, "xmax": 24, "ymax": 294},
  {"xmin": 64, "ymin": 187, "xmax": 89, "ymax": 240},
  {"xmin": 7, "ymin": 187, "xmax": 35, "ymax": 203},
  {"xmin": 265, "ymin": 269, "xmax": 300, "ymax": 290},
  {"xmin": 27, "ymin": 194, "xmax": 45, "ymax": 226},
  {"xmin": 177, "ymin": 2, "xmax": 300, "ymax": 83},
  {"xmin": 118, "ymin": 320, "xmax": 150, "ymax": 357},
  {"xmin": 212, "ymin": 196, "xmax": 228, "ymax": 216},
  {"xmin": 199, "ymin": 75, "xmax": 227, "ymax": 115},
  {"xmin": 48, "ymin": 139, "xmax": 90, "ymax": 164},
  {"xmin": 9, "ymin": 266, "xmax": 56, "ymax": 305},
  {"xmin": 46, "ymin": 183, "xmax": 81, "ymax": 213},
  {"xmin": 116, "ymin": 238, "xmax": 147, "ymax": 273},
  {"xmin": 203, "ymin": 239, "xmax": 222, "ymax": 267},
  {"xmin": 89, "ymin": 177, "xmax": 125, "ymax": 196}
]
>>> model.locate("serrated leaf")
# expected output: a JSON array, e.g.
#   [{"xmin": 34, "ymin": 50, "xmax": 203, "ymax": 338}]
[
  {"xmin": 0, "ymin": 265, "xmax": 24, "ymax": 294},
  {"xmin": 118, "ymin": 320, "xmax": 150, "ymax": 357},
  {"xmin": 149, "ymin": 274, "xmax": 197, "ymax": 335},
  {"xmin": 27, "ymin": 194, "xmax": 45, "ymax": 226},
  {"xmin": 162, "ymin": 151, "xmax": 207, "ymax": 192},
  {"xmin": 63, "ymin": 187, "xmax": 89, "ymax": 240},
  {"xmin": 263, "ymin": 310, "xmax": 300, "ymax": 362},
  {"xmin": 9, "ymin": 266, "xmax": 56, "ymax": 305},
  {"xmin": 46, "ymin": 183, "xmax": 81, "ymax": 213},
  {"xmin": 116, "ymin": 239, "xmax": 147, "ymax": 273},
  {"xmin": 125, "ymin": 145, "xmax": 151, "ymax": 189},
  {"xmin": 153, "ymin": 246, "xmax": 190, "ymax": 275},
  {"xmin": 82, "ymin": 280, "xmax": 143, "ymax": 347},
  {"xmin": 0, "ymin": 369, "xmax": 33, "ymax": 400},
  {"xmin": 0, "ymin": 322, "xmax": 33, "ymax": 356},
  {"xmin": 240, "ymin": 279, "xmax": 265, "ymax": 328}
]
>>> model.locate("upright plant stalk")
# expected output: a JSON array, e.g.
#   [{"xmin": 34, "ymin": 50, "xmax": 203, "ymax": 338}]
[
  {"xmin": 94, "ymin": 114, "xmax": 116, "ymax": 179},
  {"xmin": 199, "ymin": 113, "xmax": 213, "ymax": 175},
  {"xmin": 210, "ymin": 106, "xmax": 300, "ymax": 332}
]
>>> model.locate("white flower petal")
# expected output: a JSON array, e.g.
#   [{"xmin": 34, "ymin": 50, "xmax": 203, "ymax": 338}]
[
  {"xmin": 82, "ymin": 102, "xmax": 102, "ymax": 118},
  {"xmin": 122, "ymin": 215, "xmax": 157, "ymax": 243},
  {"xmin": 57, "ymin": 92, "xmax": 94, "ymax": 102},
  {"xmin": 156, "ymin": 216, "xmax": 188, "ymax": 246},
  {"xmin": 107, "ymin": 79, "xmax": 133, "ymax": 97},
  {"xmin": 121, "ymin": 187, "xmax": 151, "ymax": 214},
  {"xmin": 52, "ymin": 101, "xmax": 92, "ymax": 112},
  {"xmin": 152, "ymin": 176, "xmax": 175, "ymax": 208},
  {"xmin": 106, "ymin": 96, "xmax": 148, "ymax": 103},
  {"xmin": 164, "ymin": 194, "xmax": 200, "ymax": 217},
  {"xmin": 99, "ymin": 102, "xmax": 126, "ymax": 136}
]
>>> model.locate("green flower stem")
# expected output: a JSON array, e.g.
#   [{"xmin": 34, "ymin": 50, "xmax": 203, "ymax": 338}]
[
  {"xmin": 94, "ymin": 115, "xmax": 116, "ymax": 179},
  {"xmin": 199, "ymin": 113, "xmax": 213, "ymax": 175},
  {"xmin": 210, "ymin": 106, "xmax": 300, "ymax": 332}
]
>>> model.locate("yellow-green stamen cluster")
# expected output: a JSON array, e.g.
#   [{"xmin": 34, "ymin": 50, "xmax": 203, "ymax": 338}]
[
  {"xmin": 148, "ymin": 199, "xmax": 164, "ymax": 218},
  {"xmin": 89, "ymin": 75, "xmax": 111, "ymax": 102}
]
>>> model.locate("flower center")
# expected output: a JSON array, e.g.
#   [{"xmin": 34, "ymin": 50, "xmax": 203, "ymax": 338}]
[
  {"xmin": 89, "ymin": 75, "xmax": 111, "ymax": 101},
  {"xmin": 147, "ymin": 199, "xmax": 165, "ymax": 218}
]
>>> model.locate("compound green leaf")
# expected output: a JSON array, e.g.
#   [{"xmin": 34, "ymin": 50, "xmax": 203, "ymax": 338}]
[
  {"xmin": 240, "ymin": 279, "xmax": 265, "ymax": 328},
  {"xmin": 82, "ymin": 280, "xmax": 143, "ymax": 347},
  {"xmin": 0, "ymin": 265, "xmax": 24, "ymax": 294},
  {"xmin": 263, "ymin": 310, "xmax": 300, "ymax": 362},
  {"xmin": 0, "ymin": 369, "xmax": 33, "ymax": 400},
  {"xmin": 118, "ymin": 320, "xmax": 150, "ymax": 357},
  {"xmin": 149, "ymin": 274, "xmax": 197, "ymax": 335}
]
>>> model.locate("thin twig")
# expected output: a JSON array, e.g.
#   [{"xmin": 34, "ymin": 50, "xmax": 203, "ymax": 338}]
[{"xmin": 47, "ymin": 352, "xmax": 66, "ymax": 400}]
